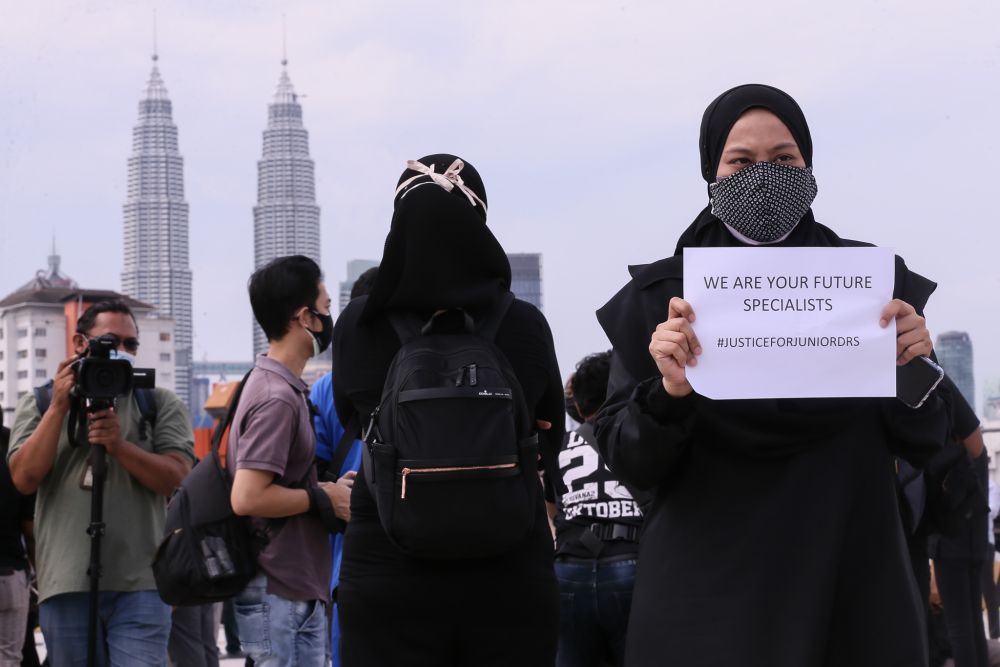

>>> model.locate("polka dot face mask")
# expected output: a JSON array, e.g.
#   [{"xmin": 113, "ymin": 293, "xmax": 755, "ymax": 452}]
[{"xmin": 709, "ymin": 161, "xmax": 818, "ymax": 245}]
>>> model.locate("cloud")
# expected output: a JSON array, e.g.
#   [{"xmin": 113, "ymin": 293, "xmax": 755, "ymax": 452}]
[{"xmin": 2, "ymin": 0, "xmax": 999, "ymax": 407}]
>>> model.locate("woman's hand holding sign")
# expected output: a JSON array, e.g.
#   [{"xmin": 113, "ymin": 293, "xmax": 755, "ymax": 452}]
[
  {"xmin": 649, "ymin": 297, "xmax": 703, "ymax": 398},
  {"xmin": 880, "ymin": 299, "xmax": 932, "ymax": 365}
]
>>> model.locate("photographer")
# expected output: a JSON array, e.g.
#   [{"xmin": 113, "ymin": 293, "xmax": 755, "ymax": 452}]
[{"xmin": 6, "ymin": 300, "xmax": 194, "ymax": 666}]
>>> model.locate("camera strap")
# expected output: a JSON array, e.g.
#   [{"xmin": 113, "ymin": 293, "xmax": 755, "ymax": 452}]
[{"xmin": 34, "ymin": 381, "xmax": 157, "ymax": 448}]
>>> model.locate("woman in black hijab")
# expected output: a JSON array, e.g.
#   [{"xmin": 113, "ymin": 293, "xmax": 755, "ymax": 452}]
[
  {"xmin": 332, "ymin": 154, "xmax": 563, "ymax": 666},
  {"xmin": 595, "ymin": 85, "xmax": 950, "ymax": 666}
]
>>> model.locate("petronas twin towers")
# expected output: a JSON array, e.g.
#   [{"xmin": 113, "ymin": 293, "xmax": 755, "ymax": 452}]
[
  {"xmin": 121, "ymin": 51, "xmax": 320, "ymax": 408},
  {"xmin": 122, "ymin": 54, "xmax": 193, "ymax": 406},
  {"xmin": 252, "ymin": 59, "xmax": 321, "ymax": 354}
]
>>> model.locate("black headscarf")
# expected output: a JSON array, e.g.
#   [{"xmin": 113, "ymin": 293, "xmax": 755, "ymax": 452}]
[
  {"xmin": 676, "ymin": 84, "xmax": 833, "ymax": 254},
  {"xmin": 597, "ymin": 84, "xmax": 937, "ymax": 459},
  {"xmin": 699, "ymin": 83, "xmax": 813, "ymax": 183},
  {"xmin": 360, "ymin": 154, "xmax": 511, "ymax": 323}
]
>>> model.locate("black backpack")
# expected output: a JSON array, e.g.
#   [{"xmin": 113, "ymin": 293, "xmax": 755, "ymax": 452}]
[
  {"xmin": 362, "ymin": 292, "xmax": 540, "ymax": 559},
  {"xmin": 152, "ymin": 370, "xmax": 262, "ymax": 606}
]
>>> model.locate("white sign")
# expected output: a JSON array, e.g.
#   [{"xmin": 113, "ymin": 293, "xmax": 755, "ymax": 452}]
[{"xmin": 683, "ymin": 246, "xmax": 896, "ymax": 400}]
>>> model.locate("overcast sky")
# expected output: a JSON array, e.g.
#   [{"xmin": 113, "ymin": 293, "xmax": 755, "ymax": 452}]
[{"xmin": 2, "ymin": 0, "xmax": 998, "ymax": 410}]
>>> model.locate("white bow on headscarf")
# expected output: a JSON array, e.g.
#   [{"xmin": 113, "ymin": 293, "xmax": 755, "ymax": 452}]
[{"xmin": 393, "ymin": 159, "xmax": 487, "ymax": 212}]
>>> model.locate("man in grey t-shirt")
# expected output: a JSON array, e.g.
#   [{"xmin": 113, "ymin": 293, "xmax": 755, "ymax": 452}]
[
  {"xmin": 8, "ymin": 300, "xmax": 195, "ymax": 665},
  {"xmin": 228, "ymin": 255, "xmax": 352, "ymax": 665}
]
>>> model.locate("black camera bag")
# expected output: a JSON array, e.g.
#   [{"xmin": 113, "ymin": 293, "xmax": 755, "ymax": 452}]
[
  {"xmin": 362, "ymin": 292, "xmax": 540, "ymax": 559},
  {"xmin": 152, "ymin": 370, "xmax": 263, "ymax": 606}
]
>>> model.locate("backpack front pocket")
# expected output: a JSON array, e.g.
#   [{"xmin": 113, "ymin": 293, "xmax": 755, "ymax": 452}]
[{"xmin": 389, "ymin": 455, "xmax": 532, "ymax": 558}]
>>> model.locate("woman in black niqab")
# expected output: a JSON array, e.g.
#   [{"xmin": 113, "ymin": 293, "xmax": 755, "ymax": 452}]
[
  {"xmin": 360, "ymin": 154, "xmax": 511, "ymax": 321},
  {"xmin": 595, "ymin": 85, "xmax": 949, "ymax": 666},
  {"xmin": 332, "ymin": 154, "xmax": 563, "ymax": 667}
]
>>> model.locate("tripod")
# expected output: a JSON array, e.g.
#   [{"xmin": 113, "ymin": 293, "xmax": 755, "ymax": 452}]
[{"xmin": 70, "ymin": 397, "xmax": 110, "ymax": 667}]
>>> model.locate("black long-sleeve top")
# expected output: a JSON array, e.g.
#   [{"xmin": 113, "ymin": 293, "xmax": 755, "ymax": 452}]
[{"xmin": 594, "ymin": 253, "xmax": 949, "ymax": 667}]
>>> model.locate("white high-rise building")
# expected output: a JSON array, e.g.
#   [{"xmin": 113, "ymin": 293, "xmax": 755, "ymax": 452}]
[
  {"xmin": 121, "ymin": 52, "xmax": 193, "ymax": 407},
  {"xmin": 252, "ymin": 56, "xmax": 321, "ymax": 355},
  {"xmin": 0, "ymin": 251, "xmax": 175, "ymax": 422}
]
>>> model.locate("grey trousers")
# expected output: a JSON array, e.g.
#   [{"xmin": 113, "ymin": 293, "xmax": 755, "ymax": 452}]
[
  {"xmin": 0, "ymin": 569, "xmax": 29, "ymax": 667},
  {"xmin": 167, "ymin": 603, "xmax": 219, "ymax": 667}
]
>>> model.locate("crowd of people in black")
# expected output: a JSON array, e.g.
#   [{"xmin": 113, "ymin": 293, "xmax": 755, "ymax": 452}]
[{"xmin": 1, "ymin": 83, "xmax": 997, "ymax": 667}]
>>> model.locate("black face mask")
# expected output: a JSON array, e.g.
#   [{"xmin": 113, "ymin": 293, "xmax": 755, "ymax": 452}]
[
  {"xmin": 306, "ymin": 309, "xmax": 334, "ymax": 356},
  {"xmin": 709, "ymin": 162, "xmax": 817, "ymax": 244}
]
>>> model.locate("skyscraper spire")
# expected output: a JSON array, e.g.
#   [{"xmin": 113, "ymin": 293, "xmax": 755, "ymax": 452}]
[
  {"xmin": 122, "ymin": 46, "xmax": 194, "ymax": 407},
  {"xmin": 251, "ymin": 41, "xmax": 321, "ymax": 355}
]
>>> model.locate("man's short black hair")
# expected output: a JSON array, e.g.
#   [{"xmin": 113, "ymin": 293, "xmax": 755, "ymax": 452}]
[
  {"xmin": 249, "ymin": 255, "xmax": 322, "ymax": 342},
  {"xmin": 350, "ymin": 266, "xmax": 379, "ymax": 300},
  {"xmin": 76, "ymin": 300, "xmax": 138, "ymax": 336},
  {"xmin": 570, "ymin": 351, "xmax": 612, "ymax": 419}
]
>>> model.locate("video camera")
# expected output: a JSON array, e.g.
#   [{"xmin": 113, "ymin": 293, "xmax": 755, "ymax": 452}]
[
  {"xmin": 66, "ymin": 334, "xmax": 156, "ymax": 449},
  {"xmin": 72, "ymin": 334, "xmax": 155, "ymax": 405}
]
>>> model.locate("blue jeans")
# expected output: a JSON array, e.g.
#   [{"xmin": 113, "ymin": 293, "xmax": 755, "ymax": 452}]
[
  {"xmin": 39, "ymin": 590, "xmax": 171, "ymax": 667},
  {"xmin": 555, "ymin": 556, "xmax": 637, "ymax": 667},
  {"xmin": 233, "ymin": 574, "xmax": 328, "ymax": 666}
]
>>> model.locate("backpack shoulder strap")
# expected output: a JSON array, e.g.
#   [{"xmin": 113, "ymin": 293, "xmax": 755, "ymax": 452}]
[
  {"xmin": 134, "ymin": 388, "xmax": 158, "ymax": 427},
  {"xmin": 386, "ymin": 311, "xmax": 426, "ymax": 345},
  {"xmin": 477, "ymin": 292, "xmax": 515, "ymax": 342},
  {"xmin": 33, "ymin": 381, "xmax": 55, "ymax": 417}
]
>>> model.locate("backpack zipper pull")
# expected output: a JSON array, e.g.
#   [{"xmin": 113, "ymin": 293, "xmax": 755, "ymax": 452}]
[
  {"xmin": 455, "ymin": 368, "xmax": 465, "ymax": 387},
  {"xmin": 469, "ymin": 364, "xmax": 477, "ymax": 386},
  {"xmin": 401, "ymin": 468, "xmax": 411, "ymax": 499}
]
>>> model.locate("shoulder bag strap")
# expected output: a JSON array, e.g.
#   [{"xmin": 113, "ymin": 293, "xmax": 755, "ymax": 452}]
[{"xmin": 211, "ymin": 369, "xmax": 254, "ymax": 455}]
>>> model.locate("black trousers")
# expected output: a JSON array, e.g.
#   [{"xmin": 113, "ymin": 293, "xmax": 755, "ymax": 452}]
[
  {"xmin": 340, "ymin": 568, "xmax": 558, "ymax": 667},
  {"xmin": 221, "ymin": 599, "xmax": 241, "ymax": 653},
  {"xmin": 935, "ymin": 557, "xmax": 989, "ymax": 667}
]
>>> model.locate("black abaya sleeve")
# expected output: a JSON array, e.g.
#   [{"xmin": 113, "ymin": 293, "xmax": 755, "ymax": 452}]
[
  {"xmin": 594, "ymin": 353, "xmax": 699, "ymax": 491},
  {"xmin": 877, "ymin": 256, "xmax": 947, "ymax": 466},
  {"xmin": 493, "ymin": 300, "xmax": 566, "ymax": 475},
  {"xmin": 593, "ymin": 260, "xmax": 699, "ymax": 490}
]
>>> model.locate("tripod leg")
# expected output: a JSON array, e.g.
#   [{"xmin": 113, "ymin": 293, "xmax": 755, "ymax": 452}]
[{"xmin": 86, "ymin": 445, "xmax": 107, "ymax": 667}]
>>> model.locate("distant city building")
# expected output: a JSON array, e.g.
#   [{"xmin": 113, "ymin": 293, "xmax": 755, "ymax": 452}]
[
  {"xmin": 121, "ymin": 51, "xmax": 193, "ymax": 408},
  {"xmin": 986, "ymin": 394, "xmax": 1000, "ymax": 422},
  {"xmin": 0, "ymin": 251, "xmax": 176, "ymax": 421},
  {"xmin": 252, "ymin": 56, "xmax": 321, "ymax": 355},
  {"xmin": 192, "ymin": 360, "xmax": 255, "ymax": 384},
  {"xmin": 936, "ymin": 331, "xmax": 975, "ymax": 408},
  {"xmin": 507, "ymin": 253, "xmax": 543, "ymax": 311},
  {"xmin": 191, "ymin": 376, "xmax": 210, "ymax": 414},
  {"xmin": 339, "ymin": 259, "xmax": 378, "ymax": 313}
]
